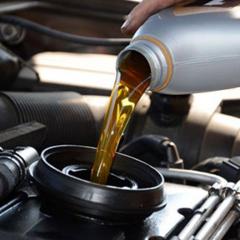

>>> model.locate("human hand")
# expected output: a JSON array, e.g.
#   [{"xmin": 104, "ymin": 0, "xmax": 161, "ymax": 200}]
[{"xmin": 121, "ymin": 0, "xmax": 183, "ymax": 35}]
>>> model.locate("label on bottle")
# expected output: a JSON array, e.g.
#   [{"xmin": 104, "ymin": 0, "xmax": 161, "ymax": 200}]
[{"xmin": 174, "ymin": 0, "xmax": 240, "ymax": 16}]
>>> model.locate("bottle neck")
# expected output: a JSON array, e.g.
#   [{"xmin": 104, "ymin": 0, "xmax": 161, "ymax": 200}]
[{"xmin": 117, "ymin": 39, "xmax": 169, "ymax": 92}]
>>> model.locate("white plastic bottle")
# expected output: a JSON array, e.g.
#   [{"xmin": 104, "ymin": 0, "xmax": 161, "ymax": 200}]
[{"xmin": 117, "ymin": 1, "xmax": 240, "ymax": 94}]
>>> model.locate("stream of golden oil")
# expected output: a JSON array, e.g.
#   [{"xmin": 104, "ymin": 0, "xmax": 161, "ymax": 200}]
[{"xmin": 91, "ymin": 51, "xmax": 151, "ymax": 184}]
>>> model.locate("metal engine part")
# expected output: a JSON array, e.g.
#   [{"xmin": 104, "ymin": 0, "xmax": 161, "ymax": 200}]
[
  {"xmin": 0, "ymin": 146, "xmax": 39, "ymax": 201},
  {"xmin": 126, "ymin": 91, "xmax": 240, "ymax": 168},
  {"xmin": 0, "ymin": 179, "xmax": 208, "ymax": 240}
]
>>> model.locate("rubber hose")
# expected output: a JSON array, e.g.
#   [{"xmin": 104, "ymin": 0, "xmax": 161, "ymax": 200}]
[
  {"xmin": 0, "ymin": 15, "xmax": 130, "ymax": 47},
  {"xmin": 0, "ymin": 92, "xmax": 98, "ymax": 147},
  {"xmin": 158, "ymin": 168, "xmax": 227, "ymax": 185}
]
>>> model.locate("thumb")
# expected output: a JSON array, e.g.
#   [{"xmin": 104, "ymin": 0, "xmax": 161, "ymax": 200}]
[{"xmin": 121, "ymin": 0, "xmax": 183, "ymax": 35}]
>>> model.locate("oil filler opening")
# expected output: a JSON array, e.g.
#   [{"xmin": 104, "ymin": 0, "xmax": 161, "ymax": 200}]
[
  {"xmin": 62, "ymin": 165, "xmax": 138, "ymax": 189},
  {"xmin": 29, "ymin": 145, "xmax": 165, "ymax": 223}
]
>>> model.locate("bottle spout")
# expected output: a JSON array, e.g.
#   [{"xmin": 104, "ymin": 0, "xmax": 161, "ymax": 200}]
[{"xmin": 117, "ymin": 39, "xmax": 171, "ymax": 92}]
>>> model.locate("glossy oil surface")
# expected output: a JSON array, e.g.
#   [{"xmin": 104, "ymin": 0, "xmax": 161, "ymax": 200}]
[{"xmin": 91, "ymin": 51, "xmax": 151, "ymax": 184}]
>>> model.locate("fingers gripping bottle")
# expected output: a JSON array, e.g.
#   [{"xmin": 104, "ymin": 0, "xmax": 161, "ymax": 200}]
[{"xmin": 117, "ymin": 0, "xmax": 240, "ymax": 94}]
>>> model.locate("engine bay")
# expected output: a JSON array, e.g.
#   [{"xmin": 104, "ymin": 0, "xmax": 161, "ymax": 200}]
[{"xmin": 0, "ymin": 1, "xmax": 240, "ymax": 239}]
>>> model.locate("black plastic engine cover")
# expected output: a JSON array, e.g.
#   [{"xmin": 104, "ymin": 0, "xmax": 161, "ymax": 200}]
[{"xmin": 0, "ymin": 183, "xmax": 207, "ymax": 240}]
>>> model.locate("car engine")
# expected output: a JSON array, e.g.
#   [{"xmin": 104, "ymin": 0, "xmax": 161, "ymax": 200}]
[{"xmin": 0, "ymin": 1, "xmax": 240, "ymax": 240}]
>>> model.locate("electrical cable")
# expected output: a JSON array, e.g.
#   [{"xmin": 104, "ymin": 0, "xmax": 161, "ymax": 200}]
[
  {"xmin": 192, "ymin": 157, "xmax": 226, "ymax": 172},
  {"xmin": 0, "ymin": 15, "xmax": 131, "ymax": 46}
]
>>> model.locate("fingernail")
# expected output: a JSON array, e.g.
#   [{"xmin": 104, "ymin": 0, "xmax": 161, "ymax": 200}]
[{"xmin": 121, "ymin": 18, "xmax": 130, "ymax": 30}]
